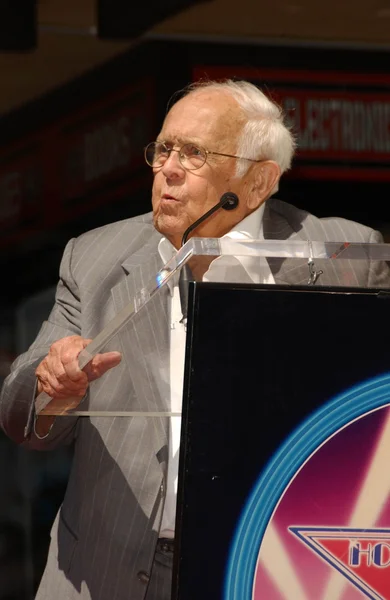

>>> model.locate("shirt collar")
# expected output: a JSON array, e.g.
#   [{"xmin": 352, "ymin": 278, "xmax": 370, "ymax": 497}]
[
  {"xmin": 157, "ymin": 203, "xmax": 266, "ymax": 289},
  {"xmin": 222, "ymin": 202, "xmax": 265, "ymax": 241},
  {"xmin": 158, "ymin": 203, "xmax": 265, "ymax": 260},
  {"xmin": 158, "ymin": 236, "xmax": 177, "ymax": 266}
]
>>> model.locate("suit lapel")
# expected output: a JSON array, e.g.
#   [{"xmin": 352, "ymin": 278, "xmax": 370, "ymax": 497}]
[
  {"xmin": 110, "ymin": 230, "xmax": 170, "ymax": 469},
  {"xmin": 262, "ymin": 201, "xmax": 310, "ymax": 286},
  {"xmin": 262, "ymin": 200, "xmax": 352, "ymax": 287}
]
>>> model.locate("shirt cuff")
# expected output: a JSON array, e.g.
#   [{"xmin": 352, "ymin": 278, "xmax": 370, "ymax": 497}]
[{"xmin": 24, "ymin": 377, "xmax": 56, "ymax": 439}]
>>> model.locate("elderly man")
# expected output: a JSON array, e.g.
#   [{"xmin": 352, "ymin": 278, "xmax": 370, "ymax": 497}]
[{"xmin": 0, "ymin": 79, "xmax": 387, "ymax": 600}]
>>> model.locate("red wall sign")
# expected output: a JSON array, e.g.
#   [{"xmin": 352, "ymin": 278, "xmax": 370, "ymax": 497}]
[{"xmin": 193, "ymin": 66, "xmax": 390, "ymax": 182}]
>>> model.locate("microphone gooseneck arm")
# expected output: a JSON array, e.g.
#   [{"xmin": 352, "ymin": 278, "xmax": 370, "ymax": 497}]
[
  {"xmin": 179, "ymin": 192, "xmax": 239, "ymax": 324},
  {"xmin": 181, "ymin": 192, "xmax": 239, "ymax": 247}
]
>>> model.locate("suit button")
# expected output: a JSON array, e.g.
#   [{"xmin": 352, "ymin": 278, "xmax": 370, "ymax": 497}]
[{"xmin": 137, "ymin": 570, "xmax": 150, "ymax": 584}]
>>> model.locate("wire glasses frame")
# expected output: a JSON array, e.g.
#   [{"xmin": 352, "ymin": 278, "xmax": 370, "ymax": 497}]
[{"xmin": 144, "ymin": 141, "xmax": 262, "ymax": 171}]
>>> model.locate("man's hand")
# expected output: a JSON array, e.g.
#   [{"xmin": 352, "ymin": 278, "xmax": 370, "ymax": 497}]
[{"xmin": 36, "ymin": 335, "xmax": 122, "ymax": 401}]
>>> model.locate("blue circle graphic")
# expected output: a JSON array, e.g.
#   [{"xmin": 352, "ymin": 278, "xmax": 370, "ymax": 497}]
[{"xmin": 224, "ymin": 373, "xmax": 390, "ymax": 600}]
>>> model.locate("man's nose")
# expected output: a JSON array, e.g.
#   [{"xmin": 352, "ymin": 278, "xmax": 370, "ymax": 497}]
[{"xmin": 161, "ymin": 150, "xmax": 186, "ymax": 179}]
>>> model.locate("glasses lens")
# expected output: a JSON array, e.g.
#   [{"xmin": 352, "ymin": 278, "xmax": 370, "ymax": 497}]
[
  {"xmin": 180, "ymin": 144, "xmax": 206, "ymax": 170},
  {"xmin": 145, "ymin": 142, "xmax": 169, "ymax": 167},
  {"xmin": 145, "ymin": 142, "xmax": 206, "ymax": 170}
]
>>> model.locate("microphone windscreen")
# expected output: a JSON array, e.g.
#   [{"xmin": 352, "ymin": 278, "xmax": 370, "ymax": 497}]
[{"xmin": 220, "ymin": 192, "xmax": 239, "ymax": 210}]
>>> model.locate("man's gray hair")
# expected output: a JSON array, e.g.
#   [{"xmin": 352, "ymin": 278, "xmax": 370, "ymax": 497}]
[{"xmin": 185, "ymin": 79, "xmax": 296, "ymax": 179}]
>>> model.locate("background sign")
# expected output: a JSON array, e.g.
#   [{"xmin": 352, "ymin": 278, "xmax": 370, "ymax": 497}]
[
  {"xmin": 0, "ymin": 78, "xmax": 154, "ymax": 250},
  {"xmin": 193, "ymin": 66, "xmax": 390, "ymax": 182}
]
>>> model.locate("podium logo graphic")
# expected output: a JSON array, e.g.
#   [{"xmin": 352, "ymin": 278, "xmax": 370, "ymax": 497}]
[{"xmin": 289, "ymin": 527, "xmax": 390, "ymax": 600}]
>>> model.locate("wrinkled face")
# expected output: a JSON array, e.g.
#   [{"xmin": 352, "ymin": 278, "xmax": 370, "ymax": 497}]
[{"xmin": 151, "ymin": 90, "xmax": 259, "ymax": 248}]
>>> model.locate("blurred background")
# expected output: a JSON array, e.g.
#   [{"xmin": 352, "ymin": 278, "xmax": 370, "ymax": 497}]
[{"xmin": 1, "ymin": 0, "xmax": 390, "ymax": 597}]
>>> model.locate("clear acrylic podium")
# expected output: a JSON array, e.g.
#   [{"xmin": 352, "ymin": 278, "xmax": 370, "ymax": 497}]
[
  {"xmin": 35, "ymin": 237, "xmax": 390, "ymax": 417},
  {"xmin": 35, "ymin": 239, "xmax": 390, "ymax": 600}
]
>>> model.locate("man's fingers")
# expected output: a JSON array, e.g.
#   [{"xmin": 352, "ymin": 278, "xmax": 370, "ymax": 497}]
[
  {"xmin": 37, "ymin": 359, "xmax": 88, "ymax": 398},
  {"xmin": 45, "ymin": 349, "xmax": 88, "ymax": 393},
  {"xmin": 60, "ymin": 338, "xmax": 92, "ymax": 382},
  {"xmin": 36, "ymin": 336, "xmax": 93, "ymax": 400},
  {"xmin": 51, "ymin": 358, "xmax": 88, "ymax": 391},
  {"xmin": 84, "ymin": 351, "xmax": 122, "ymax": 382},
  {"xmin": 36, "ymin": 337, "xmax": 120, "ymax": 399},
  {"xmin": 37, "ymin": 371, "xmax": 87, "ymax": 400}
]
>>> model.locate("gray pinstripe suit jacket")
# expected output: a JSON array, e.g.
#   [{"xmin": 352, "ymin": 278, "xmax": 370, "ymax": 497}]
[{"xmin": 0, "ymin": 198, "xmax": 389, "ymax": 600}]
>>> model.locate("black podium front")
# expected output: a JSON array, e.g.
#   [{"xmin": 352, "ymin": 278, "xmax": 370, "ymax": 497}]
[{"xmin": 173, "ymin": 283, "xmax": 390, "ymax": 600}]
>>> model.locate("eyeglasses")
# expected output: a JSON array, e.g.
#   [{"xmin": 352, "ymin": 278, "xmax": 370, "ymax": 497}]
[{"xmin": 144, "ymin": 141, "xmax": 262, "ymax": 171}]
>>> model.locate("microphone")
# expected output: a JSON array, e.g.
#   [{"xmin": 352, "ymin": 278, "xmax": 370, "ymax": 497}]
[{"xmin": 179, "ymin": 192, "xmax": 239, "ymax": 324}]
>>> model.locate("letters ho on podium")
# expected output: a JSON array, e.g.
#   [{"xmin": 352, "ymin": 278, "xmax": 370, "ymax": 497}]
[{"xmin": 36, "ymin": 238, "xmax": 390, "ymax": 600}]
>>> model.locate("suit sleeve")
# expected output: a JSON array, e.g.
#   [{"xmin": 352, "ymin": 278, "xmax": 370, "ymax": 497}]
[
  {"xmin": 0, "ymin": 238, "xmax": 82, "ymax": 449},
  {"xmin": 367, "ymin": 229, "xmax": 390, "ymax": 289}
]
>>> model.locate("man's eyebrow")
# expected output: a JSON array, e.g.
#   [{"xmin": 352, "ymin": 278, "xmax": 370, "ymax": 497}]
[{"xmin": 157, "ymin": 136, "xmax": 205, "ymax": 146}]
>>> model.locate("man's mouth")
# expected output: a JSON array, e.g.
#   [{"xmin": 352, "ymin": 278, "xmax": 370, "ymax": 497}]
[{"xmin": 162, "ymin": 194, "xmax": 179, "ymax": 202}]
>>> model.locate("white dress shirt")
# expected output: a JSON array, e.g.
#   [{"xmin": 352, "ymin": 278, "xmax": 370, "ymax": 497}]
[{"xmin": 157, "ymin": 204, "xmax": 274, "ymax": 538}]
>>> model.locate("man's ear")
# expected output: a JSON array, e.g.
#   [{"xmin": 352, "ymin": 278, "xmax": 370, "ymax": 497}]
[{"xmin": 247, "ymin": 161, "xmax": 281, "ymax": 210}]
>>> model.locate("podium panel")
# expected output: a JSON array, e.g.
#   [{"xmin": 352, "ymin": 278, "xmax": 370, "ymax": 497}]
[
  {"xmin": 34, "ymin": 237, "xmax": 390, "ymax": 417},
  {"xmin": 173, "ymin": 283, "xmax": 390, "ymax": 600}
]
